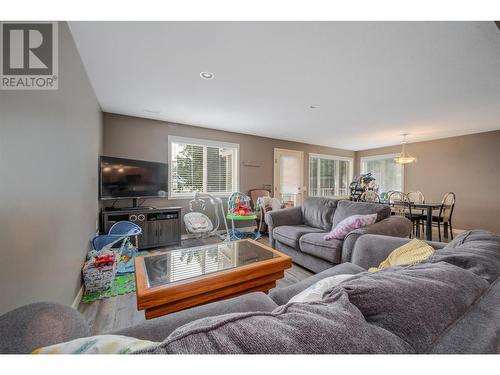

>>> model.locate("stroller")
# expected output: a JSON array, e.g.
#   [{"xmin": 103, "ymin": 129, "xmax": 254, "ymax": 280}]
[{"xmin": 349, "ymin": 173, "xmax": 379, "ymax": 201}]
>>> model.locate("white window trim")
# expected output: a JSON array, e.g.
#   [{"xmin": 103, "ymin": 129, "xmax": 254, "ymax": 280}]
[
  {"xmin": 168, "ymin": 135, "xmax": 240, "ymax": 199},
  {"xmin": 308, "ymin": 153, "xmax": 354, "ymax": 198},
  {"xmin": 359, "ymin": 153, "xmax": 405, "ymax": 192}
]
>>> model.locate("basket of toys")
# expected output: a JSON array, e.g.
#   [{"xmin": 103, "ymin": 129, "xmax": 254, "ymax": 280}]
[{"xmin": 82, "ymin": 250, "xmax": 119, "ymax": 293}]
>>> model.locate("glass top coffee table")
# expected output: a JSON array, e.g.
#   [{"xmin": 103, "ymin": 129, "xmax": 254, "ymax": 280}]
[{"xmin": 134, "ymin": 239, "xmax": 292, "ymax": 319}]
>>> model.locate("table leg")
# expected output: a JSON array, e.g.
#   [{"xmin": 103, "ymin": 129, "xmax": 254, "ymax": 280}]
[{"xmin": 426, "ymin": 206, "xmax": 432, "ymax": 241}]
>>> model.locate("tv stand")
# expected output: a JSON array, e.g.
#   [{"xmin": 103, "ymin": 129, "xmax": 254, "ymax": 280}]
[
  {"xmin": 101, "ymin": 207, "xmax": 182, "ymax": 250},
  {"xmin": 117, "ymin": 206, "xmax": 154, "ymax": 211}
]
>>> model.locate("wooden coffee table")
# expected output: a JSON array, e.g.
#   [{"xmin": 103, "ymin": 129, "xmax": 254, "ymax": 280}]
[{"xmin": 134, "ymin": 239, "xmax": 292, "ymax": 319}]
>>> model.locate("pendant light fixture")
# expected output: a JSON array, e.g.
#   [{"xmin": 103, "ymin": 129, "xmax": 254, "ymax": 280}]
[{"xmin": 394, "ymin": 133, "xmax": 416, "ymax": 165}]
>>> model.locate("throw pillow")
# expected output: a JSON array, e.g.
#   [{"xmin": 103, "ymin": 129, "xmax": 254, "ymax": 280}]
[
  {"xmin": 32, "ymin": 334, "xmax": 158, "ymax": 354},
  {"xmin": 288, "ymin": 274, "xmax": 357, "ymax": 303},
  {"xmin": 324, "ymin": 213, "xmax": 377, "ymax": 240},
  {"xmin": 368, "ymin": 239, "xmax": 435, "ymax": 272}
]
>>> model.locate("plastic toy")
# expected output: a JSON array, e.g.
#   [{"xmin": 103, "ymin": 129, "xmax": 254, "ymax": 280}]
[
  {"xmin": 226, "ymin": 192, "xmax": 259, "ymax": 240},
  {"xmin": 95, "ymin": 252, "xmax": 116, "ymax": 268},
  {"xmin": 227, "ymin": 192, "xmax": 255, "ymax": 218}
]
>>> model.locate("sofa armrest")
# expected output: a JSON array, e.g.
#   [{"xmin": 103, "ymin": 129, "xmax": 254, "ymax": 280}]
[
  {"xmin": 341, "ymin": 216, "xmax": 412, "ymax": 263},
  {"xmin": 0, "ymin": 302, "xmax": 90, "ymax": 354},
  {"xmin": 350, "ymin": 234, "xmax": 447, "ymax": 270},
  {"xmin": 265, "ymin": 206, "xmax": 303, "ymax": 247}
]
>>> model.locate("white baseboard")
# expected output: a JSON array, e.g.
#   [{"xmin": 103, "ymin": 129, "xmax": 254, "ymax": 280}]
[{"xmin": 72, "ymin": 285, "xmax": 84, "ymax": 310}]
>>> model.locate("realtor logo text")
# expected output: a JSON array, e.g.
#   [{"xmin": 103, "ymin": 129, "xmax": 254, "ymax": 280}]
[{"xmin": 1, "ymin": 22, "xmax": 58, "ymax": 90}]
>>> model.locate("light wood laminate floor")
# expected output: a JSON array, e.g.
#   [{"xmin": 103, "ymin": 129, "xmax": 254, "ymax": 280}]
[{"xmin": 78, "ymin": 235, "xmax": 313, "ymax": 335}]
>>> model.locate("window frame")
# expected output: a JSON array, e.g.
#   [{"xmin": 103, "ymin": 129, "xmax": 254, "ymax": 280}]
[
  {"xmin": 359, "ymin": 153, "xmax": 405, "ymax": 193},
  {"xmin": 168, "ymin": 135, "xmax": 240, "ymax": 199},
  {"xmin": 308, "ymin": 153, "xmax": 354, "ymax": 198}
]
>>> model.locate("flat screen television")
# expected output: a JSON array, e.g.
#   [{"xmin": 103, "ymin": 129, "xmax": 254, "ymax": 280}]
[{"xmin": 99, "ymin": 156, "xmax": 168, "ymax": 199}]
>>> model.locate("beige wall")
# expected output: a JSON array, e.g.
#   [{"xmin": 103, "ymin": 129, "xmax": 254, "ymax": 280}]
[
  {"xmin": 0, "ymin": 22, "xmax": 102, "ymax": 314},
  {"xmin": 102, "ymin": 113, "xmax": 354, "ymax": 227},
  {"xmin": 355, "ymin": 130, "xmax": 500, "ymax": 234}
]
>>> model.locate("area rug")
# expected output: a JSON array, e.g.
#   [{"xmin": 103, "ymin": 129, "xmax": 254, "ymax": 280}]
[{"xmin": 81, "ymin": 273, "xmax": 136, "ymax": 303}]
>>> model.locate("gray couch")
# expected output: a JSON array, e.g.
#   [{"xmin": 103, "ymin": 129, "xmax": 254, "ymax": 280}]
[
  {"xmin": 2, "ymin": 230, "xmax": 498, "ymax": 354},
  {"xmin": 265, "ymin": 197, "xmax": 412, "ymax": 272}
]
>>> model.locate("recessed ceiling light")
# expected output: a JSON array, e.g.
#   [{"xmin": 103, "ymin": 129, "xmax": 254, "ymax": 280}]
[
  {"xmin": 309, "ymin": 105, "xmax": 320, "ymax": 109},
  {"xmin": 200, "ymin": 71, "xmax": 215, "ymax": 80}
]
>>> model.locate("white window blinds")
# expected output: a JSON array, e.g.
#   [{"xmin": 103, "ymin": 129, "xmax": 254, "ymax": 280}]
[{"xmin": 169, "ymin": 136, "xmax": 239, "ymax": 198}]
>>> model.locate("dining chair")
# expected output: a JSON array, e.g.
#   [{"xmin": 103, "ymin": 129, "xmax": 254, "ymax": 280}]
[
  {"xmin": 388, "ymin": 192, "xmax": 419, "ymax": 238},
  {"xmin": 407, "ymin": 191, "xmax": 426, "ymax": 236},
  {"xmin": 426, "ymin": 192, "xmax": 456, "ymax": 242},
  {"xmin": 360, "ymin": 190, "xmax": 380, "ymax": 203},
  {"xmin": 407, "ymin": 191, "xmax": 425, "ymax": 205}
]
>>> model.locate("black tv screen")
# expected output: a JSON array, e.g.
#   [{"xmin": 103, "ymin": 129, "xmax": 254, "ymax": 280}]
[{"xmin": 99, "ymin": 156, "xmax": 168, "ymax": 199}]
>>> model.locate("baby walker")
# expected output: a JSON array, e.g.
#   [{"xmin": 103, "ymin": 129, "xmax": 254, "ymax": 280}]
[
  {"xmin": 184, "ymin": 192, "xmax": 230, "ymax": 240},
  {"xmin": 226, "ymin": 192, "xmax": 260, "ymax": 240}
]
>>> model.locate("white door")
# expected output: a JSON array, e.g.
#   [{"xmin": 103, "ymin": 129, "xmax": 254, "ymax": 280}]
[{"xmin": 274, "ymin": 148, "xmax": 304, "ymax": 207}]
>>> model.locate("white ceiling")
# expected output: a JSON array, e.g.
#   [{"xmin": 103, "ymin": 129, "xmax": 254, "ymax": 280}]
[{"xmin": 69, "ymin": 22, "xmax": 500, "ymax": 151}]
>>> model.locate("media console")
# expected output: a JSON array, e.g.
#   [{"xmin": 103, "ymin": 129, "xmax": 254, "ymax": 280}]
[{"xmin": 102, "ymin": 207, "xmax": 182, "ymax": 250}]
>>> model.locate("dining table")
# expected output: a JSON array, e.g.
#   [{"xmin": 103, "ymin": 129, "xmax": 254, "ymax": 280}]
[
  {"xmin": 383, "ymin": 201, "xmax": 442, "ymax": 241},
  {"xmin": 410, "ymin": 202, "xmax": 442, "ymax": 241}
]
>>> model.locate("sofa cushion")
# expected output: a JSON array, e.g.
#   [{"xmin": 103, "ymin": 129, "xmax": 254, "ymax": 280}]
[
  {"xmin": 334, "ymin": 262, "xmax": 489, "ymax": 353},
  {"xmin": 325, "ymin": 213, "xmax": 378, "ymax": 240},
  {"xmin": 273, "ymin": 225, "xmax": 324, "ymax": 248},
  {"xmin": 301, "ymin": 197, "xmax": 338, "ymax": 231},
  {"xmin": 331, "ymin": 200, "xmax": 391, "ymax": 228},
  {"xmin": 299, "ymin": 232, "xmax": 343, "ymax": 263},
  {"xmin": 136, "ymin": 292, "xmax": 414, "ymax": 354},
  {"xmin": 430, "ymin": 278, "xmax": 500, "ymax": 353},
  {"xmin": 424, "ymin": 229, "xmax": 500, "ymax": 284}
]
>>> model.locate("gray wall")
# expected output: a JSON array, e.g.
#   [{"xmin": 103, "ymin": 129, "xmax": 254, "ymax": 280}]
[
  {"xmin": 0, "ymin": 22, "xmax": 102, "ymax": 314},
  {"xmin": 102, "ymin": 112, "xmax": 355, "ymax": 230},
  {"xmin": 355, "ymin": 130, "xmax": 500, "ymax": 234}
]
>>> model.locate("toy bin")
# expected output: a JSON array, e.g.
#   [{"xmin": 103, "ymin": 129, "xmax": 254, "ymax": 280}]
[{"xmin": 82, "ymin": 258, "xmax": 118, "ymax": 293}]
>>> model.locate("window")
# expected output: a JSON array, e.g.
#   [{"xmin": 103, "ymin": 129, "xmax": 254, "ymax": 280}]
[
  {"xmin": 308, "ymin": 154, "xmax": 353, "ymax": 198},
  {"xmin": 169, "ymin": 136, "xmax": 239, "ymax": 198},
  {"xmin": 360, "ymin": 154, "xmax": 404, "ymax": 193}
]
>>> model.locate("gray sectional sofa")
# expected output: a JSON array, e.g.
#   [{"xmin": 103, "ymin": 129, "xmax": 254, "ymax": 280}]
[
  {"xmin": 265, "ymin": 197, "xmax": 412, "ymax": 272},
  {"xmin": 2, "ymin": 230, "xmax": 498, "ymax": 354}
]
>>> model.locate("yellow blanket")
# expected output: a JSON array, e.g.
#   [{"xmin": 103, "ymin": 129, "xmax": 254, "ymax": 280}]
[{"xmin": 368, "ymin": 239, "xmax": 435, "ymax": 272}]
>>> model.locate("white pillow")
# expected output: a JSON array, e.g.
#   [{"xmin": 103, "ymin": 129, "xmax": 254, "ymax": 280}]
[
  {"xmin": 288, "ymin": 274, "xmax": 356, "ymax": 303},
  {"xmin": 32, "ymin": 334, "xmax": 158, "ymax": 354}
]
